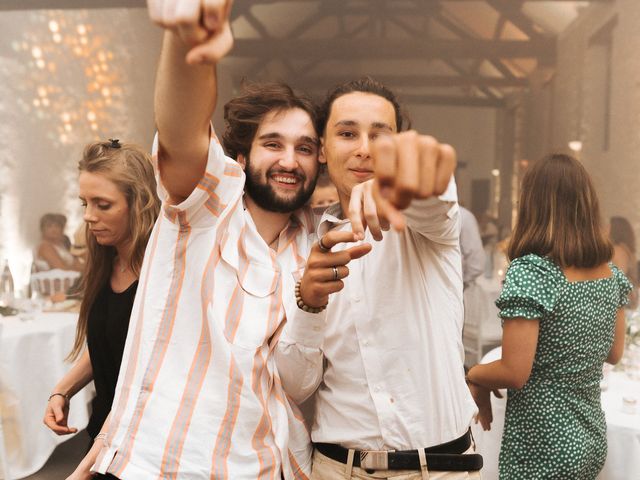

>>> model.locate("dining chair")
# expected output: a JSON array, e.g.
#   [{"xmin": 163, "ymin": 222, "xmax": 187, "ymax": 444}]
[{"xmin": 30, "ymin": 269, "xmax": 81, "ymax": 297}]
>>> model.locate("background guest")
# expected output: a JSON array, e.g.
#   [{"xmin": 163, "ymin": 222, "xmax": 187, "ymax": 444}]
[
  {"xmin": 35, "ymin": 213, "xmax": 83, "ymax": 272},
  {"xmin": 43, "ymin": 140, "xmax": 160, "ymax": 473},
  {"xmin": 610, "ymin": 215, "xmax": 638, "ymax": 308},
  {"xmin": 310, "ymin": 170, "xmax": 339, "ymax": 209},
  {"xmin": 467, "ymin": 153, "xmax": 630, "ymax": 479}
]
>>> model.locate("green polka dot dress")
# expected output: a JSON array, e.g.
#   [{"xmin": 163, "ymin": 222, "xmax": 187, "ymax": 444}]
[{"xmin": 495, "ymin": 254, "xmax": 632, "ymax": 480}]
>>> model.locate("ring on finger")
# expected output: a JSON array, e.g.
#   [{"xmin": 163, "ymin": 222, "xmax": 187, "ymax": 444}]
[
  {"xmin": 332, "ymin": 266, "xmax": 339, "ymax": 281},
  {"xmin": 318, "ymin": 237, "xmax": 330, "ymax": 253}
]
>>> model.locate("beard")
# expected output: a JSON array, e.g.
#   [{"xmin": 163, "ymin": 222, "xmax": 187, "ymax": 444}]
[{"xmin": 244, "ymin": 156, "xmax": 318, "ymax": 213}]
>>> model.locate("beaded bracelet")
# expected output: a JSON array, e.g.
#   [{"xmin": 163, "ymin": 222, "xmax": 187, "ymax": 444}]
[{"xmin": 295, "ymin": 280, "xmax": 327, "ymax": 314}]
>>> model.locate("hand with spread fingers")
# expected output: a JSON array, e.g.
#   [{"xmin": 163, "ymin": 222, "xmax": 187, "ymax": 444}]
[
  {"xmin": 299, "ymin": 231, "xmax": 372, "ymax": 309},
  {"xmin": 370, "ymin": 131, "xmax": 457, "ymax": 231},
  {"xmin": 348, "ymin": 179, "xmax": 390, "ymax": 242},
  {"xmin": 147, "ymin": 0, "xmax": 234, "ymax": 64}
]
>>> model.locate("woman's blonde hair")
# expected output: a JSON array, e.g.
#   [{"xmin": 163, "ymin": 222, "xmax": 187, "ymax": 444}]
[
  {"xmin": 508, "ymin": 153, "xmax": 613, "ymax": 268},
  {"xmin": 67, "ymin": 141, "xmax": 160, "ymax": 361}
]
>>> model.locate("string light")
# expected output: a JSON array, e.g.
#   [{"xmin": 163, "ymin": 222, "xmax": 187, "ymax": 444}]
[
  {"xmin": 15, "ymin": 11, "xmax": 126, "ymax": 147},
  {"xmin": 3, "ymin": 10, "xmax": 130, "ymax": 287}
]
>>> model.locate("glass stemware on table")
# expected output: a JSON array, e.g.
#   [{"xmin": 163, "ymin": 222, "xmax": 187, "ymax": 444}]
[
  {"xmin": 623, "ymin": 305, "xmax": 640, "ymax": 380},
  {"xmin": 601, "ymin": 301, "xmax": 640, "ymax": 415}
]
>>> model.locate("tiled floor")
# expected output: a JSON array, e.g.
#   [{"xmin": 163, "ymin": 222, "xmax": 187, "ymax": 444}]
[{"xmin": 21, "ymin": 430, "xmax": 89, "ymax": 480}]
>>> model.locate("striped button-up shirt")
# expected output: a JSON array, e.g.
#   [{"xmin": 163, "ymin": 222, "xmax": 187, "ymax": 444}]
[{"xmin": 93, "ymin": 133, "xmax": 318, "ymax": 479}]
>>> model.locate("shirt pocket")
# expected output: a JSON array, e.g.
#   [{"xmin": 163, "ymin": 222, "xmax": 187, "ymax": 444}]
[{"xmin": 221, "ymin": 258, "xmax": 280, "ymax": 350}]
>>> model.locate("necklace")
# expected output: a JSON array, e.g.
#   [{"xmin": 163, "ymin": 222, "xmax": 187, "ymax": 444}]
[{"xmin": 115, "ymin": 257, "xmax": 127, "ymax": 273}]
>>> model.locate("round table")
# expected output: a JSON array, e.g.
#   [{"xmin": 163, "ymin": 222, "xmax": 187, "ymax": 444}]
[
  {"xmin": 0, "ymin": 312, "xmax": 92, "ymax": 479},
  {"xmin": 471, "ymin": 347, "xmax": 640, "ymax": 480}
]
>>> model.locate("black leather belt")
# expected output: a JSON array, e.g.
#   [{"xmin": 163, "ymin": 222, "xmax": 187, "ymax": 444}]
[{"xmin": 314, "ymin": 430, "xmax": 483, "ymax": 472}]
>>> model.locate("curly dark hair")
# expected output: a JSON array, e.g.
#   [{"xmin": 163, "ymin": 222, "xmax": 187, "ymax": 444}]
[{"xmin": 222, "ymin": 81, "xmax": 321, "ymax": 160}]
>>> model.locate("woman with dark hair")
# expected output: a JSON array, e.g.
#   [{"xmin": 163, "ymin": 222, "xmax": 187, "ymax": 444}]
[
  {"xmin": 466, "ymin": 154, "xmax": 630, "ymax": 479},
  {"xmin": 42, "ymin": 140, "xmax": 160, "ymax": 475}
]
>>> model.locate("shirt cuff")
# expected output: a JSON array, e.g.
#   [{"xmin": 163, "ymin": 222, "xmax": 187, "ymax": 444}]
[{"xmin": 281, "ymin": 307, "xmax": 327, "ymax": 349}]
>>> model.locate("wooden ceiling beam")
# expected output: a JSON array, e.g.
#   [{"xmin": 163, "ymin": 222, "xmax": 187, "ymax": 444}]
[
  {"xmin": 295, "ymin": 74, "xmax": 528, "ymax": 89},
  {"xmin": 0, "ymin": 0, "xmax": 145, "ymax": 9},
  {"xmin": 486, "ymin": 0, "xmax": 546, "ymax": 39},
  {"xmin": 0, "ymin": 0, "xmax": 612, "ymax": 11},
  {"xmin": 230, "ymin": 38, "xmax": 556, "ymax": 61},
  {"xmin": 395, "ymin": 93, "xmax": 505, "ymax": 108}
]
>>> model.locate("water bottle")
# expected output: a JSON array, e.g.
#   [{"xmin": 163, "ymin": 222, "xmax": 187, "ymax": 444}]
[{"xmin": 0, "ymin": 259, "xmax": 15, "ymax": 307}]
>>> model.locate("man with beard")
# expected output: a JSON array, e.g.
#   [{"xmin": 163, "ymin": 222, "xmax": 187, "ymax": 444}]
[{"xmin": 78, "ymin": 2, "xmax": 370, "ymax": 479}]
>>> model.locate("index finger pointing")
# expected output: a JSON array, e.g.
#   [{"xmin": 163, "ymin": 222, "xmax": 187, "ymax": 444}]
[
  {"xmin": 344, "ymin": 242, "xmax": 372, "ymax": 261},
  {"xmin": 347, "ymin": 184, "xmax": 367, "ymax": 241}
]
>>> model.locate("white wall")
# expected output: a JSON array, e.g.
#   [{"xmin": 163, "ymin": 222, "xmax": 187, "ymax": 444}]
[
  {"xmin": 525, "ymin": 0, "xmax": 640, "ymax": 247},
  {"xmin": 407, "ymin": 104, "xmax": 498, "ymax": 210}
]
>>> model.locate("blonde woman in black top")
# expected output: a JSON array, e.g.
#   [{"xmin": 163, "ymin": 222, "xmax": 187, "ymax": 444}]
[{"xmin": 43, "ymin": 140, "xmax": 159, "ymax": 471}]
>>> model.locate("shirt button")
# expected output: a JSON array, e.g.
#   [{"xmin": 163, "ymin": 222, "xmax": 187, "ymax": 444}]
[
  {"xmin": 374, "ymin": 386, "xmax": 381, "ymax": 392},
  {"xmin": 352, "ymin": 296, "xmax": 361, "ymax": 303},
  {"xmin": 362, "ymin": 340, "xmax": 369, "ymax": 346}
]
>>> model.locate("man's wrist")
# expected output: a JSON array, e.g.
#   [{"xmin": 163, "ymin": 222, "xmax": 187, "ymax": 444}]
[
  {"xmin": 465, "ymin": 367, "xmax": 479, "ymax": 386},
  {"xmin": 295, "ymin": 280, "xmax": 327, "ymax": 314}
]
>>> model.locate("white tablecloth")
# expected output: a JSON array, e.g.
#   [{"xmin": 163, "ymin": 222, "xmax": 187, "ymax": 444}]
[
  {"xmin": 0, "ymin": 312, "xmax": 92, "ymax": 479},
  {"xmin": 472, "ymin": 347, "xmax": 640, "ymax": 480}
]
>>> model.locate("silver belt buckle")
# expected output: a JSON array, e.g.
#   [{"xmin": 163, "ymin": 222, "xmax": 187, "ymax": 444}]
[{"xmin": 360, "ymin": 450, "xmax": 392, "ymax": 470}]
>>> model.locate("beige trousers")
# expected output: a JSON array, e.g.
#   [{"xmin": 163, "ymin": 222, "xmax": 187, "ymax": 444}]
[{"xmin": 310, "ymin": 448, "xmax": 482, "ymax": 480}]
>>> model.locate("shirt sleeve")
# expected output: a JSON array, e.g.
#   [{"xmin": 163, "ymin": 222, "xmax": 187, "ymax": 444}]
[
  {"xmin": 275, "ymin": 306, "xmax": 326, "ymax": 404},
  {"xmin": 401, "ymin": 176, "xmax": 460, "ymax": 246},
  {"xmin": 152, "ymin": 127, "xmax": 245, "ymax": 227},
  {"xmin": 496, "ymin": 254, "xmax": 564, "ymax": 320},
  {"xmin": 611, "ymin": 264, "xmax": 633, "ymax": 308}
]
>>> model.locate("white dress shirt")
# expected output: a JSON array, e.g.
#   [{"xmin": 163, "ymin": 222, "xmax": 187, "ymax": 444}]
[{"xmin": 276, "ymin": 180, "xmax": 477, "ymax": 451}]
